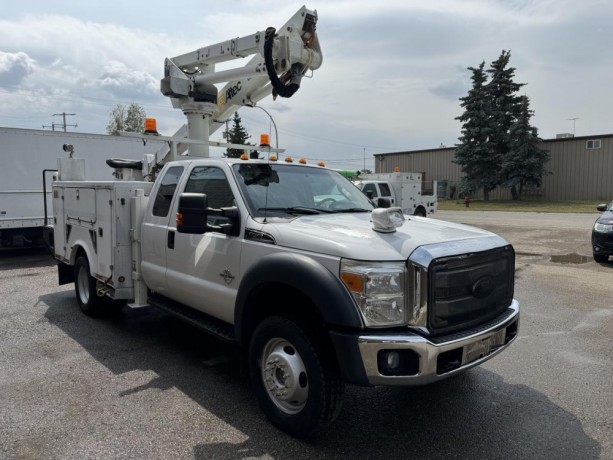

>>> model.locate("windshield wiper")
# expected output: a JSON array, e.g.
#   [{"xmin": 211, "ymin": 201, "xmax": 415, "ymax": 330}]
[
  {"xmin": 258, "ymin": 206, "xmax": 324, "ymax": 215},
  {"xmin": 330, "ymin": 208, "xmax": 371, "ymax": 213}
]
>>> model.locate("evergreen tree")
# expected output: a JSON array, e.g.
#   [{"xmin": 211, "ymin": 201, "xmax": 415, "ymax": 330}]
[
  {"xmin": 503, "ymin": 96, "xmax": 550, "ymax": 199},
  {"xmin": 106, "ymin": 103, "xmax": 146, "ymax": 135},
  {"xmin": 225, "ymin": 112, "xmax": 252, "ymax": 158},
  {"xmin": 454, "ymin": 62, "xmax": 497, "ymax": 199},
  {"xmin": 486, "ymin": 50, "xmax": 525, "ymax": 199}
]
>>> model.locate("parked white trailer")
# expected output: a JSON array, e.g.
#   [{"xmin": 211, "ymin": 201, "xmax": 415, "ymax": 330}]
[{"xmin": 0, "ymin": 127, "xmax": 161, "ymax": 247}]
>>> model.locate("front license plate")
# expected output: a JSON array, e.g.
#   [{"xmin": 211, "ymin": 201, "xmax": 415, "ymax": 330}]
[
  {"xmin": 462, "ymin": 329, "xmax": 506, "ymax": 365},
  {"xmin": 462, "ymin": 338, "xmax": 491, "ymax": 365}
]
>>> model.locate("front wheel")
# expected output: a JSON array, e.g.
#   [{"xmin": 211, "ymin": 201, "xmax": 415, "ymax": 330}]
[
  {"xmin": 413, "ymin": 207, "xmax": 427, "ymax": 217},
  {"xmin": 249, "ymin": 316, "xmax": 344, "ymax": 437}
]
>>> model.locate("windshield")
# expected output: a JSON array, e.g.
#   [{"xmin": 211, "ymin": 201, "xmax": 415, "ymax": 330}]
[{"xmin": 232, "ymin": 163, "xmax": 374, "ymax": 218}]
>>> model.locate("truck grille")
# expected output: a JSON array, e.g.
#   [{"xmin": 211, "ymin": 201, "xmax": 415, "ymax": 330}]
[{"xmin": 427, "ymin": 246, "xmax": 514, "ymax": 336}]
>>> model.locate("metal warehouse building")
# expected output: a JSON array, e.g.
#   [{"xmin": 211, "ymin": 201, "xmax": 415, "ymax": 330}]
[{"xmin": 375, "ymin": 134, "xmax": 613, "ymax": 201}]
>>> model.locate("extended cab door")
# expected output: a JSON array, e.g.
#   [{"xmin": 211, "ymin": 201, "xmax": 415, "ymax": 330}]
[
  {"xmin": 165, "ymin": 164, "xmax": 242, "ymax": 325},
  {"xmin": 141, "ymin": 164, "xmax": 185, "ymax": 294}
]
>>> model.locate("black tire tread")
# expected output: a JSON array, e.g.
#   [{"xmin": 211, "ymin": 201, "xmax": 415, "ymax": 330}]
[{"xmin": 249, "ymin": 315, "xmax": 344, "ymax": 437}]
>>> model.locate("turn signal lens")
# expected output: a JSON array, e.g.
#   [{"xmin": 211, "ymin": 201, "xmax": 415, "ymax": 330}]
[{"xmin": 341, "ymin": 272, "xmax": 364, "ymax": 293}]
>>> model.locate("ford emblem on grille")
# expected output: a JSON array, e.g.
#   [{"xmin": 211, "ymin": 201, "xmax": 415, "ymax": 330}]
[{"xmin": 472, "ymin": 275, "xmax": 495, "ymax": 298}]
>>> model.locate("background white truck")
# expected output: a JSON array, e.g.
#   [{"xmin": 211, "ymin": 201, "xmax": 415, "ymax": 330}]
[
  {"xmin": 48, "ymin": 6, "xmax": 519, "ymax": 437},
  {"xmin": 0, "ymin": 127, "xmax": 160, "ymax": 247},
  {"xmin": 354, "ymin": 171, "xmax": 437, "ymax": 216}
]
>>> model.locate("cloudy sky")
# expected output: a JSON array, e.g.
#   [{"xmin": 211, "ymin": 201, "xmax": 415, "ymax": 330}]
[{"xmin": 1, "ymin": 0, "xmax": 611, "ymax": 170}]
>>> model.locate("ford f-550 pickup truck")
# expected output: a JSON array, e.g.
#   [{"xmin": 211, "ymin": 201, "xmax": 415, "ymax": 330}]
[{"xmin": 50, "ymin": 155, "xmax": 519, "ymax": 437}]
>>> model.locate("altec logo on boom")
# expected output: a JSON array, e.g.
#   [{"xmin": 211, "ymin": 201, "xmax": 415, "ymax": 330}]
[
  {"xmin": 218, "ymin": 81, "xmax": 242, "ymax": 108},
  {"xmin": 226, "ymin": 82, "xmax": 242, "ymax": 102}
]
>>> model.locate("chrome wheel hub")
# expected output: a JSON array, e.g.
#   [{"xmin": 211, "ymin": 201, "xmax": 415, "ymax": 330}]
[{"xmin": 261, "ymin": 338, "xmax": 308, "ymax": 414}]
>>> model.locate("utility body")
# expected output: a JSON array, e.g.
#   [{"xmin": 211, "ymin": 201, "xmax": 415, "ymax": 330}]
[
  {"xmin": 49, "ymin": 6, "xmax": 519, "ymax": 437},
  {"xmin": 354, "ymin": 171, "xmax": 437, "ymax": 216}
]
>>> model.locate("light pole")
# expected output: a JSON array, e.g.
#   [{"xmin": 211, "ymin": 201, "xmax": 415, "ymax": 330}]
[
  {"xmin": 567, "ymin": 117, "xmax": 579, "ymax": 136},
  {"xmin": 249, "ymin": 105, "xmax": 278, "ymax": 150}
]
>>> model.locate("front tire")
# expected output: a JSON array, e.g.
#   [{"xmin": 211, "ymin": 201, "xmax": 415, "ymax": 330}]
[
  {"xmin": 74, "ymin": 256, "xmax": 106, "ymax": 316},
  {"xmin": 414, "ymin": 207, "xmax": 427, "ymax": 217},
  {"xmin": 593, "ymin": 253, "xmax": 609, "ymax": 263},
  {"xmin": 249, "ymin": 316, "xmax": 344, "ymax": 437}
]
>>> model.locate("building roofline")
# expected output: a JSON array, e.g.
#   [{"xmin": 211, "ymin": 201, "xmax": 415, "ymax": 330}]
[{"xmin": 375, "ymin": 133, "xmax": 613, "ymax": 156}]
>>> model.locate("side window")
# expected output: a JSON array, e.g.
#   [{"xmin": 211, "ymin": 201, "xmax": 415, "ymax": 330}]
[
  {"xmin": 379, "ymin": 183, "xmax": 392, "ymax": 197},
  {"xmin": 362, "ymin": 183, "xmax": 378, "ymax": 198},
  {"xmin": 184, "ymin": 166, "xmax": 235, "ymax": 227},
  {"xmin": 152, "ymin": 166, "xmax": 184, "ymax": 217}
]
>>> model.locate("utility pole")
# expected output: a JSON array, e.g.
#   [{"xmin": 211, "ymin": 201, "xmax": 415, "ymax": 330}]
[
  {"xmin": 363, "ymin": 147, "xmax": 366, "ymax": 172},
  {"xmin": 43, "ymin": 112, "xmax": 77, "ymax": 132}
]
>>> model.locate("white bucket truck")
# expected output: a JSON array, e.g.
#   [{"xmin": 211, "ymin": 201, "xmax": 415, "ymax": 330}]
[
  {"xmin": 354, "ymin": 172, "xmax": 437, "ymax": 216},
  {"xmin": 49, "ymin": 7, "xmax": 519, "ymax": 437}
]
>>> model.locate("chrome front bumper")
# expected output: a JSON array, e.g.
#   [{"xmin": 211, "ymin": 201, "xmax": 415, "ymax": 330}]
[{"xmin": 357, "ymin": 300, "xmax": 520, "ymax": 386}]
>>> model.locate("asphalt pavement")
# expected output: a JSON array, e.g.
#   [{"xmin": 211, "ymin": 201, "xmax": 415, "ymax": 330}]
[{"xmin": 0, "ymin": 212, "xmax": 611, "ymax": 459}]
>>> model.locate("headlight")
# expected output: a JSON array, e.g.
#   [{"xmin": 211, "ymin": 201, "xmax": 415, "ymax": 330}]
[
  {"xmin": 594, "ymin": 222, "xmax": 613, "ymax": 232},
  {"xmin": 340, "ymin": 260, "xmax": 406, "ymax": 327}
]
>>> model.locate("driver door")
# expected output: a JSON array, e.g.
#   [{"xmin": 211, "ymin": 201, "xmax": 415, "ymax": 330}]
[{"xmin": 164, "ymin": 165, "xmax": 241, "ymax": 325}]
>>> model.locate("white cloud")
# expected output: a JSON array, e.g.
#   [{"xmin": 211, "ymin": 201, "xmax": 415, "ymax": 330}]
[
  {"xmin": 0, "ymin": 1, "xmax": 612, "ymax": 169},
  {"xmin": 0, "ymin": 51, "xmax": 36, "ymax": 85}
]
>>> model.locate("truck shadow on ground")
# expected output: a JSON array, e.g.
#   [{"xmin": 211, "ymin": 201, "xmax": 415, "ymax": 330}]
[{"xmin": 41, "ymin": 292, "xmax": 600, "ymax": 460}]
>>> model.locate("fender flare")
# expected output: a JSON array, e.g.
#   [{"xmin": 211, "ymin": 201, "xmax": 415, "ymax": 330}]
[{"xmin": 234, "ymin": 252, "xmax": 363, "ymax": 346}]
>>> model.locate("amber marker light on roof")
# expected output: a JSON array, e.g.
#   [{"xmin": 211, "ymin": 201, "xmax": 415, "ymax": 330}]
[
  {"xmin": 299, "ymin": 158, "xmax": 307, "ymax": 164},
  {"xmin": 270, "ymin": 155, "xmax": 278, "ymax": 161},
  {"xmin": 240, "ymin": 153, "xmax": 249, "ymax": 160},
  {"xmin": 394, "ymin": 166, "xmax": 400, "ymax": 172},
  {"xmin": 144, "ymin": 118, "xmax": 158, "ymax": 134},
  {"xmin": 317, "ymin": 161, "xmax": 325, "ymax": 167},
  {"xmin": 284, "ymin": 157, "xmax": 293, "ymax": 162}
]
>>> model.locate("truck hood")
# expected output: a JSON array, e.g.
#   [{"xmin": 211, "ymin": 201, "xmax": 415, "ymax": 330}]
[{"xmin": 261, "ymin": 213, "xmax": 505, "ymax": 261}]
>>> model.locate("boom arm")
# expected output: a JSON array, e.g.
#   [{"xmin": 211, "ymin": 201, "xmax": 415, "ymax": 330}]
[{"xmin": 160, "ymin": 5, "xmax": 322, "ymax": 157}]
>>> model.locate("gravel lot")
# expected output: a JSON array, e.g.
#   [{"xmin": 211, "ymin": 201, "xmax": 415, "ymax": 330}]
[{"xmin": 1, "ymin": 212, "xmax": 611, "ymax": 459}]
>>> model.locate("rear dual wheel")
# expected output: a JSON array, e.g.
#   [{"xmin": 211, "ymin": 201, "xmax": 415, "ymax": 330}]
[
  {"xmin": 74, "ymin": 256, "xmax": 123, "ymax": 316},
  {"xmin": 249, "ymin": 316, "xmax": 344, "ymax": 437}
]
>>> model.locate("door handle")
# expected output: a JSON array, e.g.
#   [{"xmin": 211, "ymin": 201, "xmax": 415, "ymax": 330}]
[{"xmin": 167, "ymin": 230, "xmax": 175, "ymax": 249}]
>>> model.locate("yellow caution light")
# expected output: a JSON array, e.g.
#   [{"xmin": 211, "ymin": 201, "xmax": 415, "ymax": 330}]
[
  {"xmin": 284, "ymin": 156, "xmax": 293, "ymax": 163},
  {"xmin": 299, "ymin": 158, "xmax": 307, "ymax": 164},
  {"xmin": 260, "ymin": 133, "xmax": 270, "ymax": 147},
  {"xmin": 240, "ymin": 153, "xmax": 250, "ymax": 160},
  {"xmin": 270, "ymin": 155, "xmax": 278, "ymax": 161},
  {"xmin": 394, "ymin": 166, "xmax": 400, "ymax": 172},
  {"xmin": 144, "ymin": 118, "xmax": 159, "ymax": 135},
  {"xmin": 341, "ymin": 272, "xmax": 364, "ymax": 293},
  {"xmin": 317, "ymin": 161, "xmax": 325, "ymax": 167}
]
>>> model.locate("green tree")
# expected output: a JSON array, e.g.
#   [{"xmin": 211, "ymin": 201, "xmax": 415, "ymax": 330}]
[
  {"xmin": 454, "ymin": 62, "xmax": 497, "ymax": 199},
  {"xmin": 106, "ymin": 103, "xmax": 146, "ymax": 135},
  {"xmin": 225, "ymin": 112, "xmax": 252, "ymax": 158},
  {"xmin": 486, "ymin": 50, "xmax": 525, "ymax": 199},
  {"xmin": 502, "ymin": 95, "xmax": 550, "ymax": 199}
]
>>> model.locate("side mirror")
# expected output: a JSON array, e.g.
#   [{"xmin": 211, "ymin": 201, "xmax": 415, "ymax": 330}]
[
  {"xmin": 377, "ymin": 197, "xmax": 391, "ymax": 209},
  {"xmin": 177, "ymin": 193, "xmax": 208, "ymax": 234},
  {"xmin": 596, "ymin": 204, "xmax": 607, "ymax": 212},
  {"xmin": 177, "ymin": 192, "xmax": 241, "ymax": 236}
]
